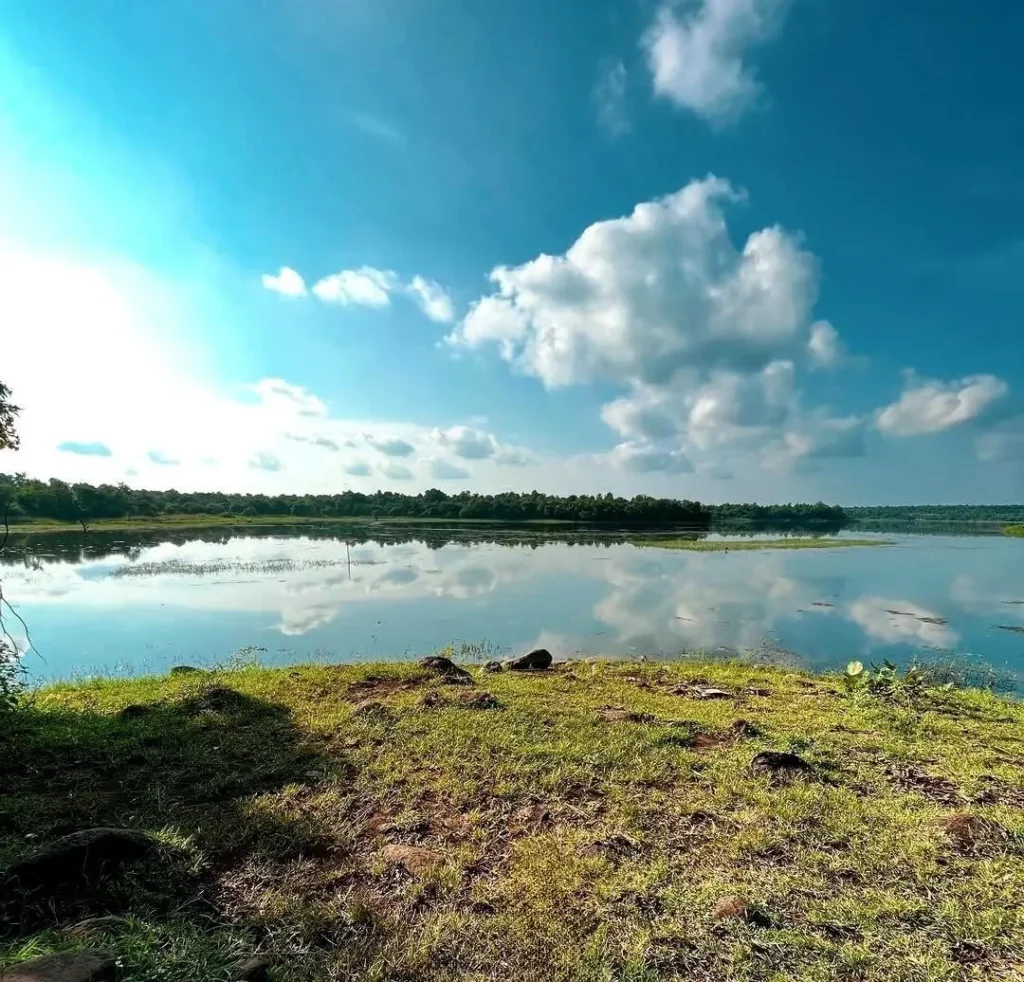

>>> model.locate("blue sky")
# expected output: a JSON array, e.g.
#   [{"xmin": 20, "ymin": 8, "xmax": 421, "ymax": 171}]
[{"xmin": 1, "ymin": 0, "xmax": 1022, "ymax": 503}]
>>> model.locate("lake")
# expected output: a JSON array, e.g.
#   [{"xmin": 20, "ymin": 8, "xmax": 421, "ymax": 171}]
[{"xmin": 2, "ymin": 526, "xmax": 1023, "ymax": 685}]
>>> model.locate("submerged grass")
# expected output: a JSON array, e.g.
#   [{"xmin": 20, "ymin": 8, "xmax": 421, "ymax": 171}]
[
  {"xmin": 3, "ymin": 658, "xmax": 1024, "ymax": 981},
  {"xmin": 1005, "ymin": 524, "xmax": 1024, "ymax": 538},
  {"xmin": 636, "ymin": 536, "xmax": 889, "ymax": 552}
]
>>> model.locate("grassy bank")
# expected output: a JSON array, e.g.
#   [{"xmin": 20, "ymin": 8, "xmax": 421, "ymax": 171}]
[
  {"xmin": 1005, "ymin": 524, "xmax": 1024, "ymax": 538},
  {"xmin": 637, "ymin": 536, "xmax": 888, "ymax": 552},
  {"xmin": 4, "ymin": 514, "xmax": 581, "ymax": 534},
  {"xmin": 3, "ymin": 658, "xmax": 1024, "ymax": 980}
]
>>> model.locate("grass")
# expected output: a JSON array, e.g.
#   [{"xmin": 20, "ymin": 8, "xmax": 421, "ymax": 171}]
[
  {"xmin": 1005, "ymin": 524, "xmax": 1024, "ymax": 538},
  {"xmin": 3, "ymin": 658, "xmax": 1024, "ymax": 980},
  {"xmin": 636, "ymin": 537, "xmax": 889, "ymax": 552}
]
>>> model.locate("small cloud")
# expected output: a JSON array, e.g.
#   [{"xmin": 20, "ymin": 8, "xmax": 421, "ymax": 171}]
[
  {"xmin": 57, "ymin": 440, "xmax": 112, "ymax": 457},
  {"xmin": 285, "ymin": 433, "xmax": 341, "ymax": 451},
  {"xmin": 429, "ymin": 457, "xmax": 470, "ymax": 480},
  {"xmin": 147, "ymin": 450, "xmax": 180, "ymax": 466},
  {"xmin": 406, "ymin": 276, "xmax": 455, "ymax": 323},
  {"xmin": 261, "ymin": 266, "xmax": 307, "ymax": 297},
  {"xmin": 876, "ymin": 374, "xmax": 1008, "ymax": 436},
  {"xmin": 495, "ymin": 446, "xmax": 534, "ymax": 466},
  {"xmin": 367, "ymin": 435, "xmax": 416, "ymax": 457},
  {"xmin": 595, "ymin": 60, "xmax": 630, "ymax": 137},
  {"xmin": 807, "ymin": 320, "xmax": 843, "ymax": 369},
  {"xmin": 608, "ymin": 442, "xmax": 694, "ymax": 474},
  {"xmin": 249, "ymin": 451, "xmax": 282, "ymax": 472},
  {"xmin": 381, "ymin": 462, "xmax": 413, "ymax": 481},
  {"xmin": 250, "ymin": 378, "xmax": 328, "ymax": 418},
  {"xmin": 312, "ymin": 267, "xmax": 397, "ymax": 308},
  {"xmin": 344, "ymin": 460, "xmax": 373, "ymax": 477}
]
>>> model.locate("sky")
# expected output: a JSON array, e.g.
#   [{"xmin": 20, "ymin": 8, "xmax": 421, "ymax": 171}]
[{"xmin": 1, "ymin": 0, "xmax": 1022, "ymax": 504}]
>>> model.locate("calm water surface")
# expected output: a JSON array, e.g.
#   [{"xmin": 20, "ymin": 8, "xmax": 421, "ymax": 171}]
[{"xmin": 3, "ymin": 527, "xmax": 1023, "ymax": 683}]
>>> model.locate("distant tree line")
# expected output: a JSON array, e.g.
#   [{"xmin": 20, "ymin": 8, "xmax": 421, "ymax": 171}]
[
  {"xmin": 0, "ymin": 475, "xmax": 861, "ymax": 531},
  {"xmin": 847, "ymin": 505, "xmax": 1024, "ymax": 525}
]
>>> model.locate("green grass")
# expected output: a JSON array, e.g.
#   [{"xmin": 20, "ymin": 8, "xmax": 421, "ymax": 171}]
[
  {"xmin": 3, "ymin": 658, "xmax": 1024, "ymax": 980},
  {"xmin": 1005, "ymin": 524, "xmax": 1024, "ymax": 538},
  {"xmin": 636, "ymin": 536, "xmax": 889, "ymax": 551}
]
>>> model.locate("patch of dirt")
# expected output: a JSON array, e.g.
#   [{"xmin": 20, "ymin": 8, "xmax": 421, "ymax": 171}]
[
  {"xmin": 886, "ymin": 765, "xmax": 965, "ymax": 805},
  {"xmin": 597, "ymin": 705, "xmax": 659, "ymax": 724},
  {"xmin": 751, "ymin": 751, "xmax": 813, "ymax": 778},
  {"xmin": 381, "ymin": 844, "xmax": 443, "ymax": 875},
  {"xmin": 580, "ymin": 833, "xmax": 640, "ymax": 860},
  {"xmin": 973, "ymin": 775, "xmax": 1024, "ymax": 808},
  {"xmin": 710, "ymin": 894, "xmax": 772, "ymax": 927},
  {"xmin": 940, "ymin": 813, "xmax": 1010, "ymax": 853},
  {"xmin": 458, "ymin": 691, "xmax": 502, "ymax": 710},
  {"xmin": 345, "ymin": 676, "xmax": 423, "ymax": 702}
]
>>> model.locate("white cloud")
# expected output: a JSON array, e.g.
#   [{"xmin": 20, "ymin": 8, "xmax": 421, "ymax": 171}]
[
  {"xmin": 249, "ymin": 451, "xmax": 282, "ymax": 472},
  {"xmin": 250, "ymin": 378, "xmax": 329, "ymax": 418},
  {"xmin": 406, "ymin": 275, "xmax": 455, "ymax": 323},
  {"xmin": 847, "ymin": 597, "xmax": 959, "ymax": 650},
  {"xmin": 344, "ymin": 460, "xmax": 373, "ymax": 477},
  {"xmin": 606, "ymin": 441, "xmax": 695, "ymax": 474},
  {"xmin": 284, "ymin": 433, "xmax": 341, "ymax": 451},
  {"xmin": 434, "ymin": 425, "xmax": 498, "ymax": 459},
  {"xmin": 381, "ymin": 461, "xmax": 413, "ymax": 481},
  {"xmin": 147, "ymin": 450, "xmax": 179, "ymax": 466},
  {"xmin": 450, "ymin": 177, "xmax": 819, "ymax": 389},
  {"xmin": 643, "ymin": 0, "xmax": 789, "ymax": 124},
  {"xmin": 367, "ymin": 435, "xmax": 416, "ymax": 457},
  {"xmin": 876, "ymin": 374, "xmax": 1008, "ymax": 436},
  {"xmin": 429, "ymin": 457, "xmax": 471, "ymax": 481},
  {"xmin": 312, "ymin": 266, "xmax": 398, "ymax": 307},
  {"xmin": 595, "ymin": 60, "xmax": 630, "ymax": 136},
  {"xmin": 261, "ymin": 266, "xmax": 307, "ymax": 297},
  {"xmin": 807, "ymin": 319, "xmax": 842, "ymax": 368}
]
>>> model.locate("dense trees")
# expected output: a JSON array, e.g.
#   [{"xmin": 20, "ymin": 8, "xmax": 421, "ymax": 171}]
[
  {"xmin": 0, "ymin": 476, "xmax": 713, "ymax": 527},
  {"xmin": 847, "ymin": 505, "xmax": 1024, "ymax": 525},
  {"xmin": 0, "ymin": 383, "xmax": 18, "ymax": 452}
]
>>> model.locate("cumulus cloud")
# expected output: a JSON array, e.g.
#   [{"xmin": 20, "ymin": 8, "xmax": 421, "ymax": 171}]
[
  {"xmin": 406, "ymin": 276, "xmax": 455, "ymax": 323},
  {"xmin": 367, "ymin": 436, "xmax": 416, "ymax": 457},
  {"xmin": 249, "ymin": 451, "xmax": 283, "ymax": 472},
  {"xmin": 381, "ymin": 461, "xmax": 413, "ymax": 481},
  {"xmin": 847, "ymin": 597, "xmax": 959, "ymax": 650},
  {"xmin": 643, "ymin": 0, "xmax": 789, "ymax": 124},
  {"xmin": 606, "ymin": 441, "xmax": 694, "ymax": 474},
  {"xmin": 57, "ymin": 440, "xmax": 112, "ymax": 457},
  {"xmin": 595, "ymin": 60, "xmax": 630, "ymax": 136},
  {"xmin": 434, "ymin": 425, "xmax": 499, "ymax": 459},
  {"xmin": 876, "ymin": 374, "xmax": 1008, "ymax": 436},
  {"xmin": 450, "ymin": 177, "xmax": 819, "ymax": 389},
  {"xmin": 147, "ymin": 450, "xmax": 179, "ymax": 466},
  {"xmin": 344, "ymin": 460, "xmax": 373, "ymax": 477},
  {"xmin": 766, "ymin": 415, "xmax": 866, "ymax": 469},
  {"xmin": 284, "ymin": 433, "xmax": 340, "ymax": 451},
  {"xmin": 250, "ymin": 378, "xmax": 328, "ymax": 418},
  {"xmin": 261, "ymin": 266, "xmax": 307, "ymax": 297},
  {"xmin": 807, "ymin": 320, "xmax": 842, "ymax": 368},
  {"xmin": 312, "ymin": 266, "xmax": 398, "ymax": 307},
  {"xmin": 429, "ymin": 457, "xmax": 471, "ymax": 480}
]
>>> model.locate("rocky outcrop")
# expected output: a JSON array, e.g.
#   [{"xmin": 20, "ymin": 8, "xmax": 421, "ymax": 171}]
[
  {"xmin": 419, "ymin": 656, "xmax": 473, "ymax": 683},
  {"xmin": 506, "ymin": 648, "xmax": 552, "ymax": 672}
]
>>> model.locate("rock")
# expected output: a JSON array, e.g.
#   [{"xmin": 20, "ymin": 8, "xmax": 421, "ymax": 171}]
[
  {"xmin": 227, "ymin": 957, "xmax": 272, "ymax": 982},
  {"xmin": 0, "ymin": 951, "xmax": 118, "ymax": 981},
  {"xmin": 710, "ymin": 895, "xmax": 771, "ymax": 926},
  {"xmin": 170, "ymin": 665, "xmax": 200, "ymax": 675},
  {"xmin": 507, "ymin": 648, "xmax": 552, "ymax": 672},
  {"xmin": 64, "ymin": 917, "xmax": 130, "ymax": 938},
  {"xmin": 482, "ymin": 661, "xmax": 503, "ymax": 673},
  {"xmin": 419, "ymin": 656, "xmax": 473, "ymax": 683},
  {"xmin": 5, "ymin": 828, "xmax": 155, "ymax": 890},
  {"xmin": 459, "ymin": 691, "xmax": 501, "ymax": 710},
  {"xmin": 750, "ymin": 751, "xmax": 812, "ymax": 776},
  {"xmin": 381, "ymin": 844, "xmax": 442, "ymax": 875}
]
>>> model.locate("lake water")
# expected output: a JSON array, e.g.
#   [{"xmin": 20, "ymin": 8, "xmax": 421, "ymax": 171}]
[{"xmin": 2, "ymin": 526, "xmax": 1023, "ymax": 685}]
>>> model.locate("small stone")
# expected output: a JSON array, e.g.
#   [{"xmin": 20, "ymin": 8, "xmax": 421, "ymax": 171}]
[
  {"xmin": 64, "ymin": 917, "xmax": 130, "ymax": 938},
  {"xmin": 381, "ymin": 843, "xmax": 442, "ymax": 875},
  {"xmin": 459, "ymin": 691, "xmax": 501, "ymax": 710},
  {"xmin": 0, "ymin": 951, "xmax": 118, "ymax": 981},
  {"xmin": 228, "ymin": 957, "xmax": 272, "ymax": 982},
  {"xmin": 4, "ymin": 828, "xmax": 155, "ymax": 891},
  {"xmin": 482, "ymin": 661, "xmax": 503, "ymax": 673},
  {"xmin": 507, "ymin": 648, "xmax": 552, "ymax": 672},
  {"xmin": 419, "ymin": 656, "xmax": 473, "ymax": 683},
  {"xmin": 750, "ymin": 750, "xmax": 812, "ymax": 775}
]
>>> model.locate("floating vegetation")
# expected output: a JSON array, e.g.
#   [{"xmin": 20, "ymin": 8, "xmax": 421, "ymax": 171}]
[
  {"xmin": 110, "ymin": 556, "xmax": 382, "ymax": 578},
  {"xmin": 636, "ymin": 537, "xmax": 889, "ymax": 552}
]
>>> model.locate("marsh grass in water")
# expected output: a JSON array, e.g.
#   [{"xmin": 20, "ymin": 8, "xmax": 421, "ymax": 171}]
[
  {"xmin": 1005, "ymin": 524, "xmax": 1024, "ymax": 538},
  {"xmin": 3, "ymin": 657, "xmax": 1024, "ymax": 980},
  {"xmin": 636, "ymin": 536, "xmax": 889, "ymax": 552}
]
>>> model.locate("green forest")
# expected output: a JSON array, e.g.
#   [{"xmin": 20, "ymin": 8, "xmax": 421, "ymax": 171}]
[
  {"xmin": 846, "ymin": 504, "xmax": 1024, "ymax": 525},
  {"xmin": 0, "ymin": 473, "xmax": 852, "ymax": 530}
]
